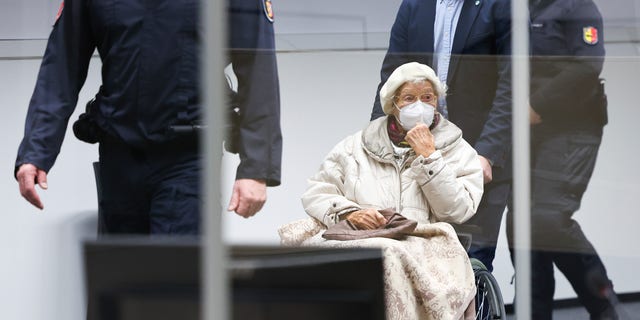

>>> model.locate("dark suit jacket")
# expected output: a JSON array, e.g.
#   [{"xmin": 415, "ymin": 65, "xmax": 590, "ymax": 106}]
[{"xmin": 372, "ymin": 0, "xmax": 512, "ymax": 175}]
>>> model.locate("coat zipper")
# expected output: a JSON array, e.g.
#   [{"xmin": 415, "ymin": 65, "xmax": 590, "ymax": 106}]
[{"xmin": 392, "ymin": 152, "xmax": 413, "ymax": 213}]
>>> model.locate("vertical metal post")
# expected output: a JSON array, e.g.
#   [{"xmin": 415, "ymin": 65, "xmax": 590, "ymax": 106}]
[
  {"xmin": 202, "ymin": 0, "xmax": 228, "ymax": 320},
  {"xmin": 512, "ymin": 0, "xmax": 531, "ymax": 319}
]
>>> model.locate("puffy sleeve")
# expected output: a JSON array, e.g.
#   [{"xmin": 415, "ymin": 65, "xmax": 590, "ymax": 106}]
[
  {"xmin": 301, "ymin": 135, "xmax": 362, "ymax": 227},
  {"xmin": 406, "ymin": 140, "xmax": 484, "ymax": 224}
]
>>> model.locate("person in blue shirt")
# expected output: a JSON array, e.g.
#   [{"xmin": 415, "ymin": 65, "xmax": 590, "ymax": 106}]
[
  {"xmin": 14, "ymin": 0, "xmax": 282, "ymax": 235},
  {"xmin": 371, "ymin": 0, "xmax": 512, "ymax": 272},
  {"xmin": 506, "ymin": 0, "xmax": 617, "ymax": 318}
]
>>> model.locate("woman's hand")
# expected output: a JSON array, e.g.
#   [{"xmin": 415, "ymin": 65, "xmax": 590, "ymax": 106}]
[
  {"xmin": 405, "ymin": 123, "xmax": 436, "ymax": 158},
  {"xmin": 345, "ymin": 208, "xmax": 387, "ymax": 230}
]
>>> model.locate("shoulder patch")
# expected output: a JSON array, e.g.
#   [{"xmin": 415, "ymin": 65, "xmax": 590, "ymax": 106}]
[
  {"xmin": 583, "ymin": 26, "xmax": 598, "ymax": 45},
  {"xmin": 55, "ymin": 1, "xmax": 65, "ymax": 24},
  {"xmin": 262, "ymin": 0, "xmax": 274, "ymax": 23}
]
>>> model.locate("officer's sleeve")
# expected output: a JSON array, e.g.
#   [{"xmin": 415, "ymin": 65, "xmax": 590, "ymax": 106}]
[
  {"xmin": 15, "ymin": 0, "xmax": 95, "ymax": 177},
  {"xmin": 473, "ymin": 0, "xmax": 512, "ymax": 168},
  {"xmin": 529, "ymin": 1, "xmax": 605, "ymax": 118},
  {"xmin": 228, "ymin": 0, "xmax": 282, "ymax": 186},
  {"xmin": 371, "ymin": 0, "xmax": 412, "ymax": 121}
]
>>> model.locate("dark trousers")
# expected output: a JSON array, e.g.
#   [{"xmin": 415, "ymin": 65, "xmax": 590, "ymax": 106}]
[
  {"xmin": 97, "ymin": 138, "xmax": 201, "ymax": 235},
  {"xmin": 465, "ymin": 176, "xmax": 511, "ymax": 272},
  {"xmin": 507, "ymin": 128, "xmax": 617, "ymax": 320}
]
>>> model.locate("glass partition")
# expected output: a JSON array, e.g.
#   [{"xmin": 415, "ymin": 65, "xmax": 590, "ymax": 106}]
[{"xmin": 3, "ymin": 0, "xmax": 639, "ymax": 319}]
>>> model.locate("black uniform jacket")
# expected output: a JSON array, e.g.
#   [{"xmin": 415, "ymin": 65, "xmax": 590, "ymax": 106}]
[
  {"xmin": 529, "ymin": 0, "xmax": 607, "ymax": 130},
  {"xmin": 15, "ymin": 0, "xmax": 282, "ymax": 186}
]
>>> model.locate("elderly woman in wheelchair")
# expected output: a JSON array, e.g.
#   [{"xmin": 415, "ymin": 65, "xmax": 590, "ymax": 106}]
[{"xmin": 279, "ymin": 62, "xmax": 487, "ymax": 320}]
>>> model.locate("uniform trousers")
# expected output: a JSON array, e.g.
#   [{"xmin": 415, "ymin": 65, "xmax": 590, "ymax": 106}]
[
  {"xmin": 507, "ymin": 127, "xmax": 617, "ymax": 320},
  {"xmin": 97, "ymin": 136, "xmax": 201, "ymax": 235}
]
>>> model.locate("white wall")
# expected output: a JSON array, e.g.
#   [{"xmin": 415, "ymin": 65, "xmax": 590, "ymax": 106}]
[
  {"xmin": 0, "ymin": 57, "xmax": 99, "ymax": 319},
  {"xmin": 2, "ymin": 0, "xmax": 640, "ymax": 319}
]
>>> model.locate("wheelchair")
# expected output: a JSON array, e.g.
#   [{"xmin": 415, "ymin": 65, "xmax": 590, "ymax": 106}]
[{"xmin": 456, "ymin": 229, "xmax": 506, "ymax": 320}]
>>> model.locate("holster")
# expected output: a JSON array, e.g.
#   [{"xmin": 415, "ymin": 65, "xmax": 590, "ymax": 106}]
[{"xmin": 72, "ymin": 98, "xmax": 103, "ymax": 144}]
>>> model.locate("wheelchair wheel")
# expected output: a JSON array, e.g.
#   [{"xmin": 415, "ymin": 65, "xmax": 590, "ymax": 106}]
[{"xmin": 471, "ymin": 259, "xmax": 506, "ymax": 320}]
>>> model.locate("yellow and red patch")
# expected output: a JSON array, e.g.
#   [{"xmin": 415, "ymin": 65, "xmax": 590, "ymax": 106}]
[
  {"xmin": 583, "ymin": 26, "xmax": 598, "ymax": 45},
  {"xmin": 263, "ymin": 0, "xmax": 274, "ymax": 22}
]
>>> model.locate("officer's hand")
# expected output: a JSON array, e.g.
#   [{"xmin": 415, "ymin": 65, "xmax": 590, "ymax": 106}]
[
  {"xmin": 405, "ymin": 123, "xmax": 436, "ymax": 158},
  {"xmin": 529, "ymin": 106, "xmax": 542, "ymax": 125},
  {"xmin": 16, "ymin": 164, "xmax": 48, "ymax": 210},
  {"xmin": 227, "ymin": 179, "xmax": 267, "ymax": 218},
  {"xmin": 344, "ymin": 208, "xmax": 387, "ymax": 230},
  {"xmin": 478, "ymin": 155, "xmax": 493, "ymax": 184}
]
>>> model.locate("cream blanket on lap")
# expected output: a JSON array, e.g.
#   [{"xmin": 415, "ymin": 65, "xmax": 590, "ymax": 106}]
[{"xmin": 278, "ymin": 218, "xmax": 476, "ymax": 320}]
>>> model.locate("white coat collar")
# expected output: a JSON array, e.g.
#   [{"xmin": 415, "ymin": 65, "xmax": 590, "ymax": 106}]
[{"xmin": 361, "ymin": 116, "xmax": 464, "ymax": 162}]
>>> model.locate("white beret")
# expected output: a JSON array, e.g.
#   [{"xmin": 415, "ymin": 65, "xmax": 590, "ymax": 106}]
[{"xmin": 379, "ymin": 62, "xmax": 446, "ymax": 115}]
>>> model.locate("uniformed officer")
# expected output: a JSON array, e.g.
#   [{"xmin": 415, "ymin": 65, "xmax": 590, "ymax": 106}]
[
  {"xmin": 507, "ymin": 0, "xmax": 618, "ymax": 318},
  {"xmin": 14, "ymin": 0, "xmax": 282, "ymax": 235}
]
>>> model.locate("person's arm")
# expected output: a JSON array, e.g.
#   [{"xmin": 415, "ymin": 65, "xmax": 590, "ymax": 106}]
[
  {"xmin": 301, "ymin": 137, "xmax": 364, "ymax": 227},
  {"xmin": 472, "ymin": 0, "xmax": 512, "ymax": 170},
  {"xmin": 371, "ymin": 0, "xmax": 413, "ymax": 120},
  {"xmin": 228, "ymin": 0, "xmax": 282, "ymax": 187},
  {"xmin": 226, "ymin": 0, "xmax": 282, "ymax": 218},
  {"xmin": 529, "ymin": 2, "xmax": 605, "ymax": 118},
  {"xmin": 406, "ymin": 138, "xmax": 484, "ymax": 224},
  {"xmin": 15, "ymin": 0, "xmax": 95, "ymax": 209}
]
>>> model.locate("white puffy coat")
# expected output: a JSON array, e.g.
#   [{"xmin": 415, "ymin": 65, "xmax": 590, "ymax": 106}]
[{"xmin": 302, "ymin": 116, "xmax": 483, "ymax": 226}]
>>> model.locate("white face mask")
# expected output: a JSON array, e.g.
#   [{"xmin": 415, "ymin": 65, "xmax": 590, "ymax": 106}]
[{"xmin": 396, "ymin": 101, "xmax": 436, "ymax": 131}]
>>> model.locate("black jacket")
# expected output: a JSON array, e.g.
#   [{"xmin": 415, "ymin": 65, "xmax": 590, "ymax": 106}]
[{"xmin": 16, "ymin": 0, "xmax": 282, "ymax": 186}]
